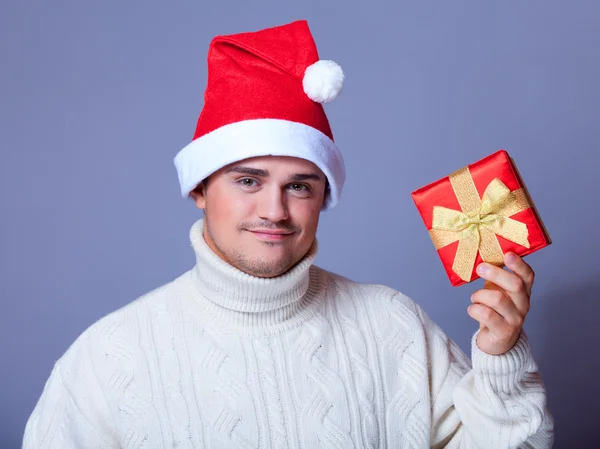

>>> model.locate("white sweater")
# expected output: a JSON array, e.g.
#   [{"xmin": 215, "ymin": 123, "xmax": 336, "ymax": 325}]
[{"xmin": 23, "ymin": 219, "xmax": 553, "ymax": 448}]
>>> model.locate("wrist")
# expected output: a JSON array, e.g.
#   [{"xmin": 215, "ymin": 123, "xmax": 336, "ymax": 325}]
[{"xmin": 471, "ymin": 329, "xmax": 532, "ymax": 394}]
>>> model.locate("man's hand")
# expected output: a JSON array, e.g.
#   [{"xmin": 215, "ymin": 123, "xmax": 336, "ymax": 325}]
[{"xmin": 467, "ymin": 252, "xmax": 535, "ymax": 355}]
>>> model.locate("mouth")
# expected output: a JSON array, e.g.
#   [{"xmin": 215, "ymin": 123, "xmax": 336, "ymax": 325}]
[{"xmin": 247, "ymin": 229, "xmax": 295, "ymax": 241}]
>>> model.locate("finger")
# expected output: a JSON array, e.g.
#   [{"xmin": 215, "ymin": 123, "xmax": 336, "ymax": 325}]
[
  {"xmin": 480, "ymin": 279, "xmax": 529, "ymax": 320},
  {"xmin": 467, "ymin": 303, "xmax": 511, "ymax": 336},
  {"xmin": 483, "ymin": 279, "xmax": 502, "ymax": 292},
  {"xmin": 503, "ymin": 252, "xmax": 535, "ymax": 296},
  {"xmin": 471, "ymin": 288, "xmax": 524, "ymax": 328},
  {"xmin": 476, "ymin": 263, "xmax": 530, "ymax": 315}
]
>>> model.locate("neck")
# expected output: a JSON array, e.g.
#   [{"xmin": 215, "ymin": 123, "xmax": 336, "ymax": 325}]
[{"xmin": 185, "ymin": 218, "xmax": 326, "ymax": 336}]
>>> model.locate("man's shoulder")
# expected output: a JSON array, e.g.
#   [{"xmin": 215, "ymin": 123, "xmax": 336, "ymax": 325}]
[
  {"xmin": 90, "ymin": 274, "xmax": 182, "ymax": 331},
  {"xmin": 315, "ymin": 265, "xmax": 422, "ymax": 315},
  {"xmin": 57, "ymin": 272, "xmax": 188, "ymax": 368},
  {"xmin": 313, "ymin": 266, "xmax": 430, "ymax": 344}
]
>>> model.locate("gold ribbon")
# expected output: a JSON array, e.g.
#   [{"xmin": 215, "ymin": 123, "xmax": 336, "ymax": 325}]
[{"xmin": 428, "ymin": 167, "xmax": 531, "ymax": 282}]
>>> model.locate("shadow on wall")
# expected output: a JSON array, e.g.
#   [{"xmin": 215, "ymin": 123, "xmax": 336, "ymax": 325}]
[{"xmin": 538, "ymin": 279, "xmax": 600, "ymax": 448}]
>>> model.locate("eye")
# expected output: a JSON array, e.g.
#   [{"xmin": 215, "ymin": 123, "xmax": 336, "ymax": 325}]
[
  {"xmin": 289, "ymin": 183, "xmax": 310, "ymax": 192},
  {"xmin": 239, "ymin": 178, "xmax": 258, "ymax": 187}
]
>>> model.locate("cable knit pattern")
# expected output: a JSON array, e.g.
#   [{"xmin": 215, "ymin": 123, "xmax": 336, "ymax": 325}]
[
  {"xmin": 293, "ymin": 316, "xmax": 354, "ymax": 449},
  {"xmin": 331, "ymin": 280, "xmax": 379, "ymax": 448},
  {"xmin": 146, "ymin": 294, "xmax": 194, "ymax": 447},
  {"xmin": 98, "ymin": 315, "xmax": 157, "ymax": 448},
  {"xmin": 198, "ymin": 334, "xmax": 257, "ymax": 449},
  {"xmin": 23, "ymin": 218, "xmax": 553, "ymax": 448},
  {"xmin": 252, "ymin": 337, "xmax": 288, "ymax": 449},
  {"xmin": 379, "ymin": 291, "xmax": 430, "ymax": 448}
]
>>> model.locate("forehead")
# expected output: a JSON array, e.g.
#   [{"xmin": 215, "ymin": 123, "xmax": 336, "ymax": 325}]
[{"xmin": 220, "ymin": 155, "xmax": 324, "ymax": 176}]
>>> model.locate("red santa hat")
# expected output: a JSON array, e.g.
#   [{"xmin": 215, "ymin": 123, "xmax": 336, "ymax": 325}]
[{"xmin": 174, "ymin": 20, "xmax": 345, "ymax": 210}]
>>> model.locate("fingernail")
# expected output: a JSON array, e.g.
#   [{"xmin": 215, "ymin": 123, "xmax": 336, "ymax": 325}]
[
  {"xmin": 470, "ymin": 294, "xmax": 475, "ymax": 302},
  {"xmin": 505, "ymin": 252, "xmax": 516, "ymax": 263},
  {"xmin": 477, "ymin": 263, "xmax": 489, "ymax": 275}
]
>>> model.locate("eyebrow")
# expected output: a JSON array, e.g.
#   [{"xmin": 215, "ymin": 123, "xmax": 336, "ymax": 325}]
[
  {"xmin": 224, "ymin": 166, "xmax": 322, "ymax": 182},
  {"xmin": 291, "ymin": 173, "xmax": 322, "ymax": 181},
  {"xmin": 224, "ymin": 166, "xmax": 268, "ymax": 177}
]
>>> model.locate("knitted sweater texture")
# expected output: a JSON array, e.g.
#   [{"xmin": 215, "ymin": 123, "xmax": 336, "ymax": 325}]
[{"xmin": 23, "ymin": 219, "xmax": 553, "ymax": 448}]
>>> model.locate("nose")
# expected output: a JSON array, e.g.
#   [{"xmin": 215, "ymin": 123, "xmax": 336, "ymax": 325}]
[{"xmin": 256, "ymin": 186, "xmax": 289, "ymax": 223}]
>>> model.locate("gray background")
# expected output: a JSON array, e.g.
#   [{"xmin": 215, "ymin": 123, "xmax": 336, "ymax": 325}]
[{"xmin": 1, "ymin": 0, "xmax": 598, "ymax": 447}]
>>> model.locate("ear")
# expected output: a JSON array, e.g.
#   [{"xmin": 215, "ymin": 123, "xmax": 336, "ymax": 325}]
[
  {"xmin": 189, "ymin": 182, "xmax": 207, "ymax": 210},
  {"xmin": 322, "ymin": 179, "xmax": 330, "ymax": 208}
]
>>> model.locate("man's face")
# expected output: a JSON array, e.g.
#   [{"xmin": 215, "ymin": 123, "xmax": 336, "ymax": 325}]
[{"xmin": 190, "ymin": 155, "xmax": 327, "ymax": 278}]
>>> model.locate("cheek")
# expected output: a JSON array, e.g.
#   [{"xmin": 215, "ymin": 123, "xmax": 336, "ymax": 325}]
[
  {"xmin": 207, "ymin": 188, "xmax": 253, "ymax": 219},
  {"xmin": 290, "ymin": 201, "xmax": 321, "ymax": 230}
]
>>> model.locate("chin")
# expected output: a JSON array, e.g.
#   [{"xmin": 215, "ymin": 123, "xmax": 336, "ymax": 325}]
[{"xmin": 243, "ymin": 255, "xmax": 296, "ymax": 278}]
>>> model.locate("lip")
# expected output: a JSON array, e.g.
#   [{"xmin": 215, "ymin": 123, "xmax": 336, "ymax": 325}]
[{"xmin": 247, "ymin": 229, "xmax": 294, "ymax": 241}]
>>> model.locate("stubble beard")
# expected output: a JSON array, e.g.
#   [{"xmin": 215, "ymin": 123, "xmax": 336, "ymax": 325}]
[{"xmin": 204, "ymin": 211, "xmax": 295, "ymax": 278}]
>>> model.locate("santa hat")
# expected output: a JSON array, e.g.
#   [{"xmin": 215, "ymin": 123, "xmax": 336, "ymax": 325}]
[{"xmin": 174, "ymin": 20, "xmax": 345, "ymax": 210}]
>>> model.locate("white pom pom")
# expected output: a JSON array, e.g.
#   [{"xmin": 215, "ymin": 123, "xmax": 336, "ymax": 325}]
[{"xmin": 303, "ymin": 60, "xmax": 344, "ymax": 104}]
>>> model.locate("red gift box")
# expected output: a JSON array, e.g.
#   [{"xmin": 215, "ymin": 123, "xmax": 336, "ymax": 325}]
[{"xmin": 411, "ymin": 150, "xmax": 551, "ymax": 287}]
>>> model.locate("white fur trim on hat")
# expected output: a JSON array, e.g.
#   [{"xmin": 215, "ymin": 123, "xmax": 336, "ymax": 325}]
[
  {"xmin": 174, "ymin": 119, "xmax": 345, "ymax": 210},
  {"xmin": 303, "ymin": 60, "xmax": 344, "ymax": 104}
]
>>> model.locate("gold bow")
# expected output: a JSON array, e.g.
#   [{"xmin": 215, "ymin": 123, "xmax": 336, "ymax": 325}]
[{"xmin": 428, "ymin": 167, "xmax": 531, "ymax": 282}]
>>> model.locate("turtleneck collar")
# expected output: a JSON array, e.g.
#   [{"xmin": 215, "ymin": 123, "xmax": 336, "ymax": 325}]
[{"xmin": 184, "ymin": 218, "xmax": 326, "ymax": 336}]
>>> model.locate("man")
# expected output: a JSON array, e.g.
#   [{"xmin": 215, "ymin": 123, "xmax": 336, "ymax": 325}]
[{"xmin": 23, "ymin": 20, "xmax": 553, "ymax": 448}]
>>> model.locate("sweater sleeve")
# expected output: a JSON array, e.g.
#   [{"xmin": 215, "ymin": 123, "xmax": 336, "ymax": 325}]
[
  {"xmin": 22, "ymin": 335, "xmax": 119, "ymax": 449},
  {"xmin": 407, "ymin": 294, "xmax": 554, "ymax": 448}
]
